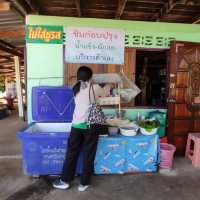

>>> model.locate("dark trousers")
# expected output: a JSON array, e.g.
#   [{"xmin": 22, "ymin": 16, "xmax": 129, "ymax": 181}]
[{"xmin": 61, "ymin": 127, "xmax": 98, "ymax": 185}]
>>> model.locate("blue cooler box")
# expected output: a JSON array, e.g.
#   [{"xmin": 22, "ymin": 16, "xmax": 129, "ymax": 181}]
[{"xmin": 17, "ymin": 86, "xmax": 83, "ymax": 176}]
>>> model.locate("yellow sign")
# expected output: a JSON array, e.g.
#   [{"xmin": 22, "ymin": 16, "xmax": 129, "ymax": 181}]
[{"xmin": 26, "ymin": 25, "xmax": 63, "ymax": 44}]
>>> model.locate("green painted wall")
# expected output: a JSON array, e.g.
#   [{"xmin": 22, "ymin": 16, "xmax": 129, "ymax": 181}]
[
  {"xmin": 26, "ymin": 15, "xmax": 200, "ymax": 49},
  {"xmin": 27, "ymin": 43, "xmax": 63, "ymax": 122},
  {"xmin": 26, "ymin": 15, "xmax": 200, "ymax": 123},
  {"xmin": 27, "ymin": 44, "xmax": 63, "ymax": 78},
  {"xmin": 26, "ymin": 15, "xmax": 200, "ymax": 35}
]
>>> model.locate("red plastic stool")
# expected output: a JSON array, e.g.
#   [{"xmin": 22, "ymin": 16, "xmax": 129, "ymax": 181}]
[{"xmin": 185, "ymin": 133, "xmax": 200, "ymax": 167}]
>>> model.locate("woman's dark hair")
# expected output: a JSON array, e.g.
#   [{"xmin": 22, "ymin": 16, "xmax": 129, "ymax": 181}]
[{"xmin": 73, "ymin": 66, "xmax": 93, "ymax": 96}]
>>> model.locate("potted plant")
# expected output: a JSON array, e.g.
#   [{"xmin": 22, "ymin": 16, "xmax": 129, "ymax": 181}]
[{"xmin": 138, "ymin": 119, "xmax": 160, "ymax": 135}]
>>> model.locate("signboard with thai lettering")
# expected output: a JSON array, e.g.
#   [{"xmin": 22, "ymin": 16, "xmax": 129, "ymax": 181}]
[
  {"xmin": 65, "ymin": 27, "xmax": 125, "ymax": 64},
  {"xmin": 26, "ymin": 25, "xmax": 63, "ymax": 44}
]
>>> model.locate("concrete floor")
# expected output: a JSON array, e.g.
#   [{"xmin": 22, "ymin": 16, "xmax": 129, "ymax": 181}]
[
  {"xmin": 1, "ymin": 111, "xmax": 200, "ymax": 200},
  {"xmin": 0, "ymin": 110, "xmax": 36, "ymax": 200}
]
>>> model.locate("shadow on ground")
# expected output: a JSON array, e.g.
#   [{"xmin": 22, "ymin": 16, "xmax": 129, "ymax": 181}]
[{"xmin": 5, "ymin": 177, "xmax": 53, "ymax": 200}]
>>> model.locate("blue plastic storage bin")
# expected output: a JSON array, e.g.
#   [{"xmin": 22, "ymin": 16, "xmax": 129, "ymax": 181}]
[
  {"xmin": 31, "ymin": 86, "xmax": 75, "ymax": 122},
  {"xmin": 17, "ymin": 122, "xmax": 83, "ymax": 176},
  {"xmin": 17, "ymin": 86, "xmax": 83, "ymax": 176}
]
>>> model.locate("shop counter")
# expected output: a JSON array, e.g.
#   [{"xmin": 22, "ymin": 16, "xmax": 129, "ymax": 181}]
[{"xmin": 18, "ymin": 125, "xmax": 82, "ymax": 176}]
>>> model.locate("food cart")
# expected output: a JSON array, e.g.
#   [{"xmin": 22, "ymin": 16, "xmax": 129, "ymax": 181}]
[{"xmin": 17, "ymin": 86, "xmax": 161, "ymax": 176}]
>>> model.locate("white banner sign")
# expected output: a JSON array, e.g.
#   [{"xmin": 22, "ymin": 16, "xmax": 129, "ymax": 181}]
[{"xmin": 65, "ymin": 27, "xmax": 125, "ymax": 64}]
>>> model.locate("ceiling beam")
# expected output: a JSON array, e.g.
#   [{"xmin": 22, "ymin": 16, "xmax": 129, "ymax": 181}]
[
  {"xmin": 115, "ymin": 0, "xmax": 128, "ymax": 19},
  {"xmin": 0, "ymin": 19, "xmax": 23, "ymax": 25},
  {"xmin": 128, "ymin": 0, "xmax": 164, "ymax": 3},
  {"xmin": 0, "ymin": 55, "xmax": 12, "ymax": 60},
  {"xmin": 8, "ymin": 0, "xmax": 27, "ymax": 18},
  {"xmin": 0, "ymin": 67, "xmax": 14, "ymax": 71},
  {"xmin": 0, "ymin": 68, "xmax": 14, "ymax": 71},
  {"xmin": 0, "ymin": 64, "xmax": 13, "ymax": 68},
  {"xmin": 164, "ymin": 0, "xmax": 177, "ymax": 14},
  {"xmin": 0, "ymin": 67, "xmax": 13, "ymax": 70},
  {"xmin": 0, "ymin": 61, "xmax": 13, "ymax": 65},
  {"xmin": 0, "ymin": 60, "xmax": 23, "ymax": 65},
  {"xmin": 0, "ymin": 72, "xmax": 15, "ymax": 75},
  {"xmin": 193, "ymin": 17, "xmax": 200, "ymax": 24},
  {"xmin": 74, "ymin": 0, "xmax": 81, "ymax": 17},
  {"xmin": 24, "ymin": 0, "xmax": 39, "ymax": 14},
  {"xmin": 0, "ymin": 27, "xmax": 24, "ymax": 39},
  {"xmin": 182, "ymin": 0, "xmax": 196, "ymax": 5},
  {"xmin": 0, "ymin": 63, "xmax": 14, "ymax": 66},
  {"xmin": 0, "ymin": 40, "xmax": 18, "ymax": 50},
  {"xmin": 0, "ymin": 2, "xmax": 11, "ymax": 11},
  {"xmin": 154, "ymin": 0, "xmax": 178, "ymax": 21},
  {"xmin": 4, "ymin": 62, "xmax": 22, "ymax": 66},
  {"xmin": 0, "ymin": 39, "xmax": 23, "ymax": 51},
  {"xmin": 0, "ymin": 40, "xmax": 23, "ymax": 57}
]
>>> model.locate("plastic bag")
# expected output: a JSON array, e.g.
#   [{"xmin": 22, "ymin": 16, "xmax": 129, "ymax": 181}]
[{"xmin": 119, "ymin": 72, "xmax": 141, "ymax": 102}]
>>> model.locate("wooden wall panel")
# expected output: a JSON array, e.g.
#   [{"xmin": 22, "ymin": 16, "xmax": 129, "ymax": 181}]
[
  {"xmin": 176, "ymin": 72, "xmax": 189, "ymax": 87},
  {"xmin": 175, "ymin": 88, "xmax": 186, "ymax": 103},
  {"xmin": 107, "ymin": 64, "xmax": 120, "ymax": 73},
  {"xmin": 64, "ymin": 48, "xmax": 136, "ymax": 87},
  {"xmin": 124, "ymin": 48, "xmax": 136, "ymax": 82},
  {"xmin": 174, "ymin": 104, "xmax": 192, "ymax": 117},
  {"xmin": 65, "ymin": 63, "xmax": 106, "ymax": 85},
  {"xmin": 174, "ymin": 135, "xmax": 188, "ymax": 155},
  {"xmin": 194, "ymin": 120, "xmax": 200, "ymax": 131},
  {"xmin": 194, "ymin": 110, "xmax": 200, "ymax": 117},
  {"xmin": 174, "ymin": 120, "xmax": 191, "ymax": 134},
  {"xmin": 122, "ymin": 48, "xmax": 136, "ymax": 106}
]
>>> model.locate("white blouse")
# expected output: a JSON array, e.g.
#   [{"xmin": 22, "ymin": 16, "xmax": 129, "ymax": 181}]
[{"xmin": 72, "ymin": 82, "xmax": 108, "ymax": 124}]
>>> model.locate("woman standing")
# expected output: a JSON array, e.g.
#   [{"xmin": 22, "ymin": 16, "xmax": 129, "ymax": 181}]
[{"xmin": 53, "ymin": 66, "xmax": 102, "ymax": 192}]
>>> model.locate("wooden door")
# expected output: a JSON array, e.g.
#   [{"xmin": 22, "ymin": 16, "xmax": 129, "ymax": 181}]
[{"xmin": 168, "ymin": 41, "xmax": 200, "ymax": 155}]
